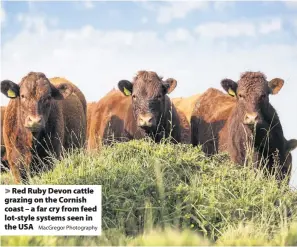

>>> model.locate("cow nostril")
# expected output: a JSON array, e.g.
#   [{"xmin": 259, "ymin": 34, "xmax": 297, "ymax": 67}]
[
  {"xmin": 28, "ymin": 116, "xmax": 42, "ymax": 124},
  {"xmin": 139, "ymin": 114, "xmax": 154, "ymax": 127},
  {"xmin": 244, "ymin": 113, "xmax": 258, "ymax": 125}
]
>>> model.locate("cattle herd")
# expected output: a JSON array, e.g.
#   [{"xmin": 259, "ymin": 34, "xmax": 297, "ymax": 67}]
[{"xmin": 0, "ymin": 71, "xmax": 296, "ymax": 184}]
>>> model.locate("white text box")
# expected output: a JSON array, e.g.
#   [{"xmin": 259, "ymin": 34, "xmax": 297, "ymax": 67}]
[{"xmin": 0, "ymin": 185, "xmax": 102, "ymax": 236}]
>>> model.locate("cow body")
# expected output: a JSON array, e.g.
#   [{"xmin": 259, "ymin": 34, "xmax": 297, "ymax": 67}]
[
  {"xmin": 191, "ymin": 88, "xmax": 236, "ymax": 155},
  {"xmin": 1, "ymin": 72, "xmax": 86, "ymax": 183},
  {"xmin": 88, "ymin": 71, "xmax": 188, "ymax": 149},
  {"xmin": 191, "ymin": 72, "xmax": 297, "ymax": 180}
]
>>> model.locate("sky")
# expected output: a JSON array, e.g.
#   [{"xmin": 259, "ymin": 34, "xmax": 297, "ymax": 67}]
[{"xmin": 0, "ymin": 0, "xmax": 297, "ymax": 186}]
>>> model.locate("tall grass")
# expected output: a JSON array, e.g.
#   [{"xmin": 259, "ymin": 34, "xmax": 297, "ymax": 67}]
[{"xmin": 1, "ymin": 140, "xmax": 297, "ymax": 246}]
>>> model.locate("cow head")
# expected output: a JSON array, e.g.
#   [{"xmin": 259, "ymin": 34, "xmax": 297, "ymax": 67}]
[
  {"xmin": 221, "ymin": 72, "xmax": 284, "ymax": 126},
  {"xmin": 1, "ymin": 72, "xmax": 73, "ymax": 133},
  {"xmin": 118, "ymin": 70, "xmax": 177, "ymax": 133}
]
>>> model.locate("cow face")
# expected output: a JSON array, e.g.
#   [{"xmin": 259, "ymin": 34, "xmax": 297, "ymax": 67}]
[
  {"xmin": 1, "ymin": 72, "xmax": 73, "ymax": 133},
  {"xmin": 118, "ymin": 71, "xmax": 177, "ymax": 133},
  {"xmin": 221, "ymin": 72, "xmax": 284, "ymax": 126}
]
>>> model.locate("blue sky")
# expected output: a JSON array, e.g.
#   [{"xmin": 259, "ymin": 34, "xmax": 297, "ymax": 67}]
[
  {"xmin": 2, "ymin": 1, "xmax": 297, "ymax": 45},
  {"xmin": 1, "ymin": 0, "xmax": 297, "ymax": 186}
]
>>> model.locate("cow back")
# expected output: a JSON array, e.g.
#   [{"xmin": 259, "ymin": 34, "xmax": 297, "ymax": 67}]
[
  {"xmin": 172, "ymin": 94, "xmax": 201, "ymax": 123},
  {"xmin": 50, "ymin": 77, "xmax": 87, "ymax": 114}
]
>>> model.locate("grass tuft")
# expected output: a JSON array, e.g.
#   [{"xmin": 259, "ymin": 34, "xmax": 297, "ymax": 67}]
[{"xmin": 1, "ymin": 140, "xmax": 297, "ymax": 246}]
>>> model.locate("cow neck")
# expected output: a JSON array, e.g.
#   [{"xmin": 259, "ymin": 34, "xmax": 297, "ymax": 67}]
[
  {"xmin": 228, "ymin": 103, "xmax": 285, "ymax": 164},
  {"xmin": 256, "ymin": 104, "xmax": 285, "ymax": 159},
  {"xmin": 259, "ymin": 103, "xmax": 283, "ymax": 138}
]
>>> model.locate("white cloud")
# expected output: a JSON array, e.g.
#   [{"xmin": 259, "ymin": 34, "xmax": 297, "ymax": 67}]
[
  {"xmin": 213, "ymin": 1, "xmax": 235, "ymax": 11},
  {"xmin": 1, "ymin": 17, "xmax": 297, "ymax": 188},
  {"xmin": 83, "ymin": 1, "xmax": 94, "ymax": 9},
  {"xmin": 259, "ymin": 19, "xmax": 282, "ymax": 34},
  {"xmin": 156, "ymin": 2, "xmax": 209, "ymax": 24},
  {"xmin": 16, "ymin": 13, "xmax": 59, "ymax": 34},
  {"xmin": 165, "ymin": 28, "xmax": 194, "ymax": 43},
  {"xmin": 27, "ymin": 0, "xmax": 35, "ymax": 11},
  {"xmin": 0, "ymin": 6, "xmax": 5, "ymax": 23},
  {"xmin": 195, "ymin": 21, "xmax": 256, "ymax": 38},
  {"xmin": 195, "ymin": 18, "xmax": 282, "ymax": 39},
  {"xmin": 283, "ymin": 1, "xmax": 297, "ymax": 9},
  {"xmin": 16, "ymin": 14, "xmax": 48, "ymax": 34}
]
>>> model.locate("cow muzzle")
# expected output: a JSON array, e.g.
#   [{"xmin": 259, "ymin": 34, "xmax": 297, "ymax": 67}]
[
  {"xmin": 138, "ymin": 113, "xmax": 155, "ymax": 128},
  {"xmin": 25, "ymin": 115, "xmax": 44, "ymax": 132},
  {"xmin": 243, "ymin": 112, "xmax": 259, "ymax": 125}
]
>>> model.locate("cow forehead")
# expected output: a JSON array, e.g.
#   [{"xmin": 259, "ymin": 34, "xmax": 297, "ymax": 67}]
[
  {"xmin": 20, "ymin": 75, "xmax": 51, "ymax": 97},
  {"xmin": 133, "ymin": 79, "xmax": 163, "ymax": 96},
  {"xmin": 238, "ymin": 78, "xmax": 268, "ymax": 93}
]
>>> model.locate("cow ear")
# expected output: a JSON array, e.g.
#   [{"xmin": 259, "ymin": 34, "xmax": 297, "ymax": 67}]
[
  {"xmin": 163, "ymin": 78, "xmax": 177, "ymax": 94},
  {"xmin": 286, "ymin": 139, "xmax": 297, "ymax": 152},
  {"xmin": 1, "ymin": 80, "xmax": 20, "ymax": 99},
  {"xmin": 268, "ymin": 78, "xmax": 284, "ymax": 95},
  {"xmin": 118, "ymin": 80, "xmax": 133, "ymax": 96},
  {"xmin": 51, "ymin": 83, "xmax": 73, "ymax": 100},
  {"xmin": 221, "ymin": 79, "xmax": 238, "ymax": 97}
]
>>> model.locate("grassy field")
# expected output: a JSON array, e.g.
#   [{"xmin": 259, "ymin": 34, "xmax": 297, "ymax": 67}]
[{"xmin": 1, "ymin": 139, "xmax": 297, "ymax": 246}]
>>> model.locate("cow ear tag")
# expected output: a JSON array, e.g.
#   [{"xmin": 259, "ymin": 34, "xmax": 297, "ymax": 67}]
[
  {"xmin": 228, "ymin": 88, "xmax": 235, "ymax": 97},
  {"xmin": 123, "ymin": 87, "xmax": 131, "ymax": 96},
  {"xmin": 7, "ymin": 89, "xmax": 16, "ymax": 98}
]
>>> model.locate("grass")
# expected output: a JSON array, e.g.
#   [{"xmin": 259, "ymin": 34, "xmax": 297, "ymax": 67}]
[{"xmin": 1, "ymin": 139, "xmax": 297, "ymax": 246}]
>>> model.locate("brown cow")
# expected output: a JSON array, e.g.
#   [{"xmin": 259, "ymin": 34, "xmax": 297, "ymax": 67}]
[
  {"xmin": 88, "ymin": 70, "xmax": 188, "ymax": 149},
  {"xmin": 172, "ymin": 94, "xmax": 201, "ymax": 123},
  {"xmin": 1, "ymin": 106, "xmax": 9, "ymax": 172},
  {"xmin": 1, "ymin": 72, "xmax": 86, "ymax": 183},
  {"xmin": 191, "ymin": 71, "xmax": 297, "ymax": 180}
]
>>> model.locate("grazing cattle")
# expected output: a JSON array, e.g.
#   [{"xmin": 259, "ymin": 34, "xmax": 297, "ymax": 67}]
[
  {"xmin": 1, "ymin": 72, "xmax": 86, "ymax": 183},
  {"xmin": 1, "ymin": 106, "xmax": 9, "ymax": 171},
  {"xmin": 191, "ymin": 71, "xmax": 297, "ymax": 180},
  {"xmin": 88, "ymin": 70, "xmax": 189, "ymax": 149},
  {"xmin": 172, "ymin": 94, "xmax": 201, "ymax": 123}
]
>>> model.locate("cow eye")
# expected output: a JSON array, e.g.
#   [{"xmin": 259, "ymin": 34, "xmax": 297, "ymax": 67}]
[
  {"xmin": 132, "ymin": 95, "xmax": 137, "ymax": 100},
  {"xmin": 21, "ymin": 95, "xmax": 26, "ymax": 99},
  {"xmin": 238, "ymin": 93, "xmax": 244, "ymax": 99}
]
